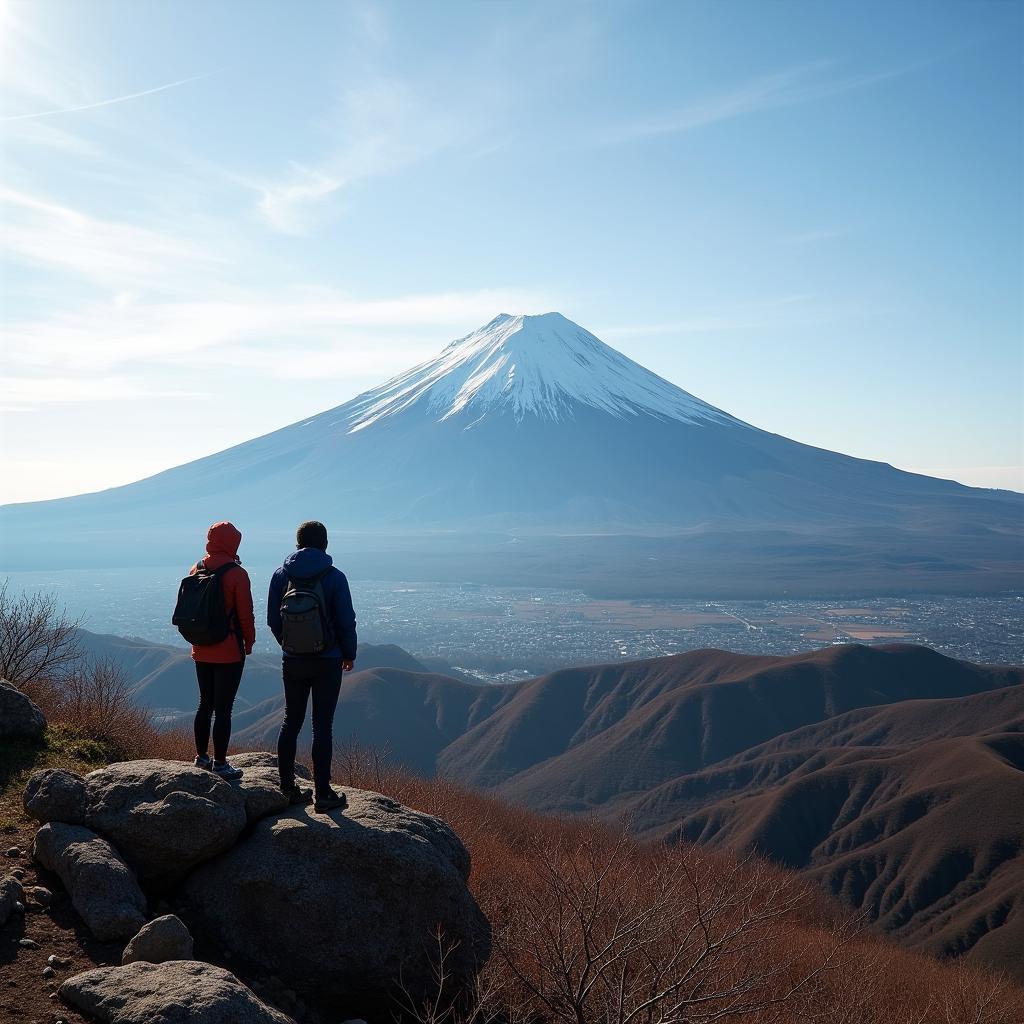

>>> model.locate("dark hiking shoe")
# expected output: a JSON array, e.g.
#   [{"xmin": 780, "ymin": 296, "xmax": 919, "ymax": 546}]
[
  {"xmin": 193, "ymin": 754, "xmax": 212, "ymax": 770},
  {"xmin": 283, "ymin": 784, "xmax": 313, "ymax": 805},
  {"xmin": 212, "ymin": 760, "xmax": 243, "ymax": 780},
  {"xmin": 314, "ymin": 790, "xmax": 347, "ymax": 813}
]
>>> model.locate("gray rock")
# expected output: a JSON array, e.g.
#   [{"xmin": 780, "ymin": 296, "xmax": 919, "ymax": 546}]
[
  {"xmin": 25, "ymin": 761, "xmax": 248, "ymax": 884},
  {"xmin": 33, "ymin": 823, "xmax": 147, "ymax": 942},
  {"xmin": 59, "ymin": 960, "xmax": 295, "ymax": 1024},
  {"xmin": 121, "ymin": 915, "xmax": 193, "ymax": 965},
  {"xmin": 228, "ymin": 752, "xmax": 314, "ymax": 822},
  {"xmin": 229, "ymin": 752, "xmax": 312, "ymax": 781},
  {"xmin": 84, "ymin": 761, "xmax": 250, "ymax": 884},
  {"xmin": 28, "ymin": 885, "xmax": 53, "ymax": 907},
  {"xmin": 0, "ymin": 679, "xmax": 46, "ymax": 740},
  {"xmin": 0, "ymin": 874, "xmax": 23, "ymax": 926},
  {"xmin": 19, "ymin": 937, "xmax": 39, "ymax": 948},
  {"xmin": 42, "ymin": 965, "xmax": 56, "ymax": 978},
  {"xmin": 23, "ymin": 769, "xmax": 88, "ymax": 825},
  {"xmin": 179, "ymin": 788, "xmax": 490, "ymax": 1014},
  {"xmin": 235, "ymin": 767, "xmax": 290, "ymax": 822}
]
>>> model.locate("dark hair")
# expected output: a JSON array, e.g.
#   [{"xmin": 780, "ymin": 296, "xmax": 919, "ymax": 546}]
[{"xmin": 296, "ymin": 520, "xmax": 328, "ymax": 551}]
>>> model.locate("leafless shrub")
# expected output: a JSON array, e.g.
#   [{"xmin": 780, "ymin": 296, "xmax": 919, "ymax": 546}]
[
  {"xmin": 47, "ymin": 657, "xmax": 153, "ymax": 754},
  {"xmin": 0, "ymin": 579, "xmax": 83, "ymax": 687},
  {"xmin": 334, "ymin": 735, "xmax": 396, "ymax": 792},
  {"xmin": 392, "ymin": 928, "xmax": 517, "ymax": 1024},
  {"xmin": 488, "ymin": 826, "xmax": 851, "ymax": 1024}
]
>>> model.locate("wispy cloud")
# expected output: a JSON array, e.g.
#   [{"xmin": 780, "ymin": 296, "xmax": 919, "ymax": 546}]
[
  {"xmin": 0, "ymin": 186, "xmax": 221, "ymax": 289},
  {"xmin": 248, "ymin": 78, "xmax": 458, "ymax": 234},
  {"xmin": 0, "ymin": 71, "xmax": 216, "ymax": 121},
  {"xmin": 608, "ymin": 60, "xmax": 915, "ymax": 142}
]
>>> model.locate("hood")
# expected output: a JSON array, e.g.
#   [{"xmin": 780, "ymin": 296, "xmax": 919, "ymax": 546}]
[
  {"xmin": 206, "ymin": 521, "xmax": 242, "ymax": 559},
  {"xmin": 284, "ymin": 547, "xmax": 334, "ymax": 577}
]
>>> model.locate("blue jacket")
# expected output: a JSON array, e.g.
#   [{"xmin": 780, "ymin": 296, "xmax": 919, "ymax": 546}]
[{"xmin": 267, "ymin": 548, "xmax": 358, "ymax": 661}]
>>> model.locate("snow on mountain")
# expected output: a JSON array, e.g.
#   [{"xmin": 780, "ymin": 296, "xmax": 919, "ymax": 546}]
[{"xmin": 346, "ymin": 312, "xmax": 740, "ymax": 431}]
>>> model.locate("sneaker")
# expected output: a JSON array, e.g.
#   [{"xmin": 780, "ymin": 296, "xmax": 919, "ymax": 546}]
[
  {"xmin": 212, "ymin": 761, "xmax": 243, "ymax": 780},
  {"xmin": 283, "ymin": 784, "xmax": 313, "ymax": 805},
  {"xmin": 194, "ymin": 754, "xmax": 212, "ymax": 770},
  {"xmin": 314, "ymin": 790, "xmax": 347, "ymax": 813}
]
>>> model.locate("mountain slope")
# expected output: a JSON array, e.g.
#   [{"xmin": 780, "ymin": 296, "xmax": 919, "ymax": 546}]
[
  {"xmin": 232, "ymin": 667, "xmax": 507, "ymax": 775},
  {"xmin": 2, "ymin": 313, "xmax": 1020, "ymax": 587},
  {"xmin": 438, "ymin": 644, "xmax": 1022, "ymax": 810},
  {"xmin": 626, "ymin": 692, "xmax": 1024, "ymax": 977}
]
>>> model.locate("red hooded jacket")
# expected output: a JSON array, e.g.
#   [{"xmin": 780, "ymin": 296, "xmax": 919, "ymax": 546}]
[{"xmin": 189, "ymin": 522, "xmax": 256, "ymax": 664}]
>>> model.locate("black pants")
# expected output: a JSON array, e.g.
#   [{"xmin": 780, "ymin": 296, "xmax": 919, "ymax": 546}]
[
  {"xmin": 277, "ymin": 658, "xmax": 342, "ymax": 795},
  {"xmin": 194, "ymin": 660, "xmax": 244, "ymax": 763}
]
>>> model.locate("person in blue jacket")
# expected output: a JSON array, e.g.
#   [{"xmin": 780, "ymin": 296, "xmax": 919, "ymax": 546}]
[{"xmin": 267, "ymin": 520, "xmax": 357, "ymax": 812}]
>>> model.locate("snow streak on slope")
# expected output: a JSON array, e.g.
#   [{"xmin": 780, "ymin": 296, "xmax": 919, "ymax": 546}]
[{"xmin": 347, "ymin": 313, "xmax": 741, "ymax": 431}]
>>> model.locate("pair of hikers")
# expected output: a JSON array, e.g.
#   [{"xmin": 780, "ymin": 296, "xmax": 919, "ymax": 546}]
[{"xmin": 172, "ymin": 519, "xmax": 356, "ymax": 813}]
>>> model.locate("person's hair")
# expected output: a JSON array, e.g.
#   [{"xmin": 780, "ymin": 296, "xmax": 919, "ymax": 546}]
[{"xmin": 296, "ymin": 520, "xmax": 328, "ymax": 551}]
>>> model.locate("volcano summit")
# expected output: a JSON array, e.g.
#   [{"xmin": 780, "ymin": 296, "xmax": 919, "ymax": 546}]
[{"xmin": 2, "ymin": 312, "xmax": 1021, "ymax": 590}]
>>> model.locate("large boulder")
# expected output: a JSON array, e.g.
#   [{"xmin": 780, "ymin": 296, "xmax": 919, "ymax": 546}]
[
  {"xmin": 0, "ymin": 679, "xmax": 46, "ymax": 740},
  {"xmin": 23, "ymin": 767, "xmax": 88, "ymax": 823},
  {"xmin": 0, "ymin": 873, "xmax": 24, "ymax": 926},
  {"xmin": 227, "ymin": 752, "xmax": 310, "ymax": 822},
  {"xmin": 59, "ymin": 960, "xmax": 295, "ymax": 1024},
  {"xmin": 25, "ymin": 760, "xmax": 250, "ymax": 884},
  {"xmin": 33, "ymin": 822, "xmax": 147, "ymax": 941},
  {"xmin": 122, "ymin": 914, "xmax": 194, "ymax": 964},
  {"xmin": 178, "ymin": 789, "xmax": 491, "ymax": 1017}
]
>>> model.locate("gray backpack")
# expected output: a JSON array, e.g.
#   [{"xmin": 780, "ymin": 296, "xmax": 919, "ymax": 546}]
[{"xmin": 279, "ymin": 569, "xmax": 333, "ymax": 655}]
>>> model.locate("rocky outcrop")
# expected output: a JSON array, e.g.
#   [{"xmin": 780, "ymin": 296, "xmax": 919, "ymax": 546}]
[
  {"xmin": 0, "ymin": 873, "xmax": 24, "ymax": 926},
  {"xmin": 59, "ymin": 960, "xmax": 295, "ymax": 1023},
  {"xmin": 180, "ymin": 787, "xmax": 491, "ymax": 1015},
  {"xmin": 25, "ymin": 760, "xmax": 248, "ymax": 884},
  {"xmin": 0, "ymin": 679, "xmax": 46, "ymax": 740},
  {"xmin": 25, "ymin": 756, "xmax": 490, "ymax": 1015},
  {"xmin": 33, "ymin": 822, "xmax": 147, "ymax": 941},
  {"xmin": 122, "ymin": 914, "xmax": 194, "ymax": 964}
]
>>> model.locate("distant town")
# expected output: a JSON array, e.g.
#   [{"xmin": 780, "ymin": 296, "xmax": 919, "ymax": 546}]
[{"xmin": 6, "ymin": 568, "xmax": 1020, "ymax": 681}]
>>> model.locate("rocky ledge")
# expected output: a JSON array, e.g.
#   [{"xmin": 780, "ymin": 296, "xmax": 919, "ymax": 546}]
[{"xmin": 21, "ymin": 753, "xmax": 490, "ymax": 1021}]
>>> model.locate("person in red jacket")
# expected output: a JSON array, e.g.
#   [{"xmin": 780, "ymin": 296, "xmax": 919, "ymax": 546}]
[{"xmin": 189, "ymin": 521, "xmax": 256, "ymax": 779}]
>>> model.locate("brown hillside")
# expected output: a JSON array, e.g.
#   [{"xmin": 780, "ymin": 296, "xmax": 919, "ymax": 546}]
[
  {"xmin": 439, "ymin": 644, "xmax": 1021, "ymax": 812},
  {"xmin": 624, "ymin": 689, "xmax": 1024, "ymax": 978},
  {"xmin": 233, "ymin": 667, "xmax": 507, "ymax": 775}
]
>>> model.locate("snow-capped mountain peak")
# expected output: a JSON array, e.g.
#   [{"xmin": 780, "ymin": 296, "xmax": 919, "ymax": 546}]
[{"xmin": 347, "ymin": 312, "xmax": 736, "ymax": 431}]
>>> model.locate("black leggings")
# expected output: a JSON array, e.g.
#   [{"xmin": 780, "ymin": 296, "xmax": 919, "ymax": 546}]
[
  {"xmin": 278, "ymin": 658, "xmax": 342, "ymax": 795},
  {"xmin": 194, "ymin": 660, "xmax": 244, "ymax": 762}
]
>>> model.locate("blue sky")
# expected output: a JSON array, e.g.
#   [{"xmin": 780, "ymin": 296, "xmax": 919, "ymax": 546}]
[{"xmin": 1, "ymin": 0, "xmax": 1021, "ymax": 503}]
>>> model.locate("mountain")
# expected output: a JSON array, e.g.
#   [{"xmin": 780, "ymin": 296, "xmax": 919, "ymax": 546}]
[
  {"xmin": 75, "ymin": 628, "xmax": 427, "ymax": 711},
  {"xmin": 2, "ymin": 313, "xmax": 1021, "ymax": 592}
]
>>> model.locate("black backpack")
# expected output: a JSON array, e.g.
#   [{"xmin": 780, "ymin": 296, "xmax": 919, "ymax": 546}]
[
  {"xmin": 280, "ymin": 569, "xmax": 333, "ymax": 655},
  {"xmin": 172, "ymin": 559, "xmax": 238, "ymax": 646}
]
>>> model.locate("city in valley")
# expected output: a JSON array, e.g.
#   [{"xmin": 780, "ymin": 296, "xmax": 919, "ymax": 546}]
[{"xmin": 8, "ymin": 568, "xmax": 1019, "ymax": 681}]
